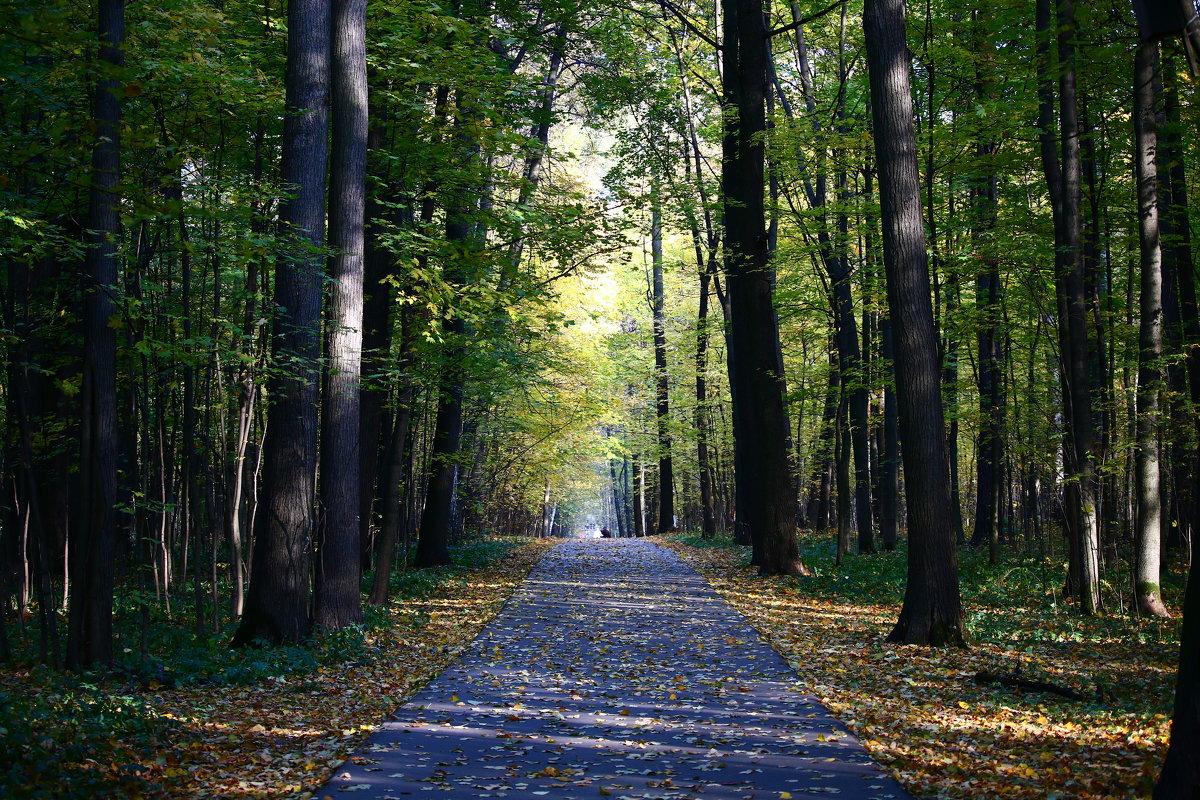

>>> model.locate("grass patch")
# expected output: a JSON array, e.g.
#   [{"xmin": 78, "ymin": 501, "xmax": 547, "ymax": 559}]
[{"xmin": 1, "ymin": 535, "xmax": 552, "ymax": 799}]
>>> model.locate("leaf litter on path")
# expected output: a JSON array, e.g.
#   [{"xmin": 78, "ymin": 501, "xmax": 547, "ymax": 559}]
[{"xmin": 320, "ymin": 539, "xmax": 912, "ymax": 800}]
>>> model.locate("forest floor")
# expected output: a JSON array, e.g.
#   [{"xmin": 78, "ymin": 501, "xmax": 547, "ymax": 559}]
[
  {"xmin": 0, "ymin": 536, "xmax": 557, "ymax": 799},
  {"xmin": 663, "ymin": 532, "xmax": 1182, "ymax": 800}
]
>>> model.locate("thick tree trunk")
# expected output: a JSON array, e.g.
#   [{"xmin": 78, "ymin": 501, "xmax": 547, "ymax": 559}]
[
  {"xmin": 66, "ymin": 0, "xmax": 124, "ymax": 668},
  {"xmin": 722, "ymin": 0, "xmax": 805, "ymax": 575},
  {"xmin": 1132, "ymin": 39, "xmax": 1169, "ymax": 619},
  {"xmin": 863, "ymin": 0, "xmax": 966, "ymax": 646},
  {"xmin": 1160, "ymin": 51, "xmax": 1197, "ymax": 559},
  {"xmin": 314, "ymin": 0, "xmax": 367, "ymax": 630},
  {"xmin": 1156, "ymin": 516, "xmax": 1200, "ymax": 797},
  {"xmin": 233, "ymin": 0, "xmax": 329, "ymax": 646}
]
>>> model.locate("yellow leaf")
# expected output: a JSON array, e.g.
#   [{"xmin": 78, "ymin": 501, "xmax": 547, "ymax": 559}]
[
  {"xmin": 957, "ymin": 701, "xmax": 970, "ymax": 710},
  {"xmin": 781, "ymin": 793, "xmax": 793, "ymax": 799}
]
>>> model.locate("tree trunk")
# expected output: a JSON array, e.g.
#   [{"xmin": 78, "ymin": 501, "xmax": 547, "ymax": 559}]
[
  {"xmin": 863, "ymin": 0, "xmax": 966, "ymax": 646},
  {"xmin": 315, "ymin": 0, "xmax": 367, "ymax": 630},
  {"xmin": 651, "ymin": 198, "xmax": 676, "ymax": 533},
  {"xmin": 879, "ymin": 316, "xmax": 900, "ymax": 550},
  {"xmin": 722, "ymin": 0, "xmax": 805, "ymax": 575},
  {"xmin": 1056, "ymin": 0, "xmax": 1102, "ymax": 615},
  {"xmin": 1132, "ymin": 39, "xmax": 1169, "ymax": 619},
  {"xmin": 66, "ymin": 0, "xmax": 124, "ymax": 668},
  {"xmin": 413, "ymin": 99, "xmax": 476, "ymax": 568},
  {"xmin": 232, "ymin": 0, "xmax": 329, "ymax": 646},
  {"xmin": 1156, "ymin": 506, "xmax": 1200, "ymax": 796},
  {"xmin": 970, "ymin": 7, "xmax": 1003, "ymax": 561}
]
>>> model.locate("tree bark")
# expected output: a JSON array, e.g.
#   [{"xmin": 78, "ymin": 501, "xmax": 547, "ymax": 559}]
[
  {"xmin": 1156, "ymin": 505, "xmax": 1200, "ymax": 797},
  {"xmin": 1132, "ymin": 38, "xmax": 1169, "ymax": 619},
  {"xmin": 651, "ymin": 198, "xmax": 677, "ymax": 533},
  {"xmin": 970, "ymin": 7, "xmax": 1003, "ymax": 561},
  {"xmin": 233, "ymin": 0, "xmax": 329, "ymax": 646},
  {"xmin": 413, "ymin": 97, "xmax": 476, "ymax": 569},
  {"xmin": 67, "ymin": 0, "xmax": 124, "ymax": 668},
  {"xmin": 863, "ymin": 0, "xmax": 966, "ymax": 646},
  {"xmin": 315, "ymin": 0, "xmax": 368, "ymax": 631},
  {"xmin": 722, "ymin": 0, "xmax": 805, "ymax": 575},
  {"xmin": 1056, "ymin": 0, "xmax": 1102, "ymax": 615}
]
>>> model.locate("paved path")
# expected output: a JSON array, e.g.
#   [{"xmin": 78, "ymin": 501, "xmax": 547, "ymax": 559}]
[{"xmin": 321, "ymin": 539, "xmax": 912, "ymax": 799}]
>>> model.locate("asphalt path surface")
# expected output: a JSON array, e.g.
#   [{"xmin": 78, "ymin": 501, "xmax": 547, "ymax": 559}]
[{"xmin": 320, "ymin": 539, "xmax": 913, "ymax": 799}]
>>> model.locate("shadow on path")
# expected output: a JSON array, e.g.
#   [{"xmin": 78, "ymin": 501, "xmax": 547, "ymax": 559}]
[{"xmin": 320, "ymin": 539, "xmax": 912, "ymax": 799}]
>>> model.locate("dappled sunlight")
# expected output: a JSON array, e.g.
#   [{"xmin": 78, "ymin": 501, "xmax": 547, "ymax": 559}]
[
  {"xmin": 323, "ymin": 539, "xmax": 910, "ymax": 799},
  {"xmin": 666, "ymin": 540, "xmax": 1173, "ymax": 799}
]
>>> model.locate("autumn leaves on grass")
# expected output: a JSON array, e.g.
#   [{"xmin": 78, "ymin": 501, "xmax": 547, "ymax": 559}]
[{"xmin": 665, "ymin": 537, "xmax": 1175, "ymax": 799}]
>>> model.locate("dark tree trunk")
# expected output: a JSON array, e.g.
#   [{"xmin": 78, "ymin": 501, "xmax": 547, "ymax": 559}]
[
  {"xmin": 633, "ymin": 454, "xmax": 646, "ymax": 538},
  {"xmin": 1132, "ymin": 39, "xmax": 1169, "ymax": 618},
  {"xmin": 232, "ymin": 0, "xmax": 329, "ymax": 646},
  {"xmin": 413, "ymin": 332, "xmax": 464, "ymax": 567},
  {"xmin": 805, "ymin": 345, "xmax": 839, "ymax": 531},
  {"xmin": 1156, "ymin": 504, "xmax": 1200, "ymax": 797},
  {"xmin": 358, "ymin": 122, "xmax": 392, "ymax": 571},
  {"xmin": 835, "ymin": 396, "xmax": 852, "ymax": 564},
  {"xmin": 696, "ymin": 266, "xmax": 717, "ymax": 538},
  {"xmin": 368, "ymin": 307, "xmax": 416, "ymax": 606},
  {"xmin": 863, "ymin": 0, "xmax": 966, "ymax": 646},
  {"xmin": 66, "ymin": 0, "xmax": 124, "ymax": 668},
  {"xmin": 721, "ymin": 0, "xmax": 805, "ymax": 575},
  {"xmin": 879, "ymin": 316, "xmax": 900, "ymax": 550},
  {"xmin": 651, "ymin": 199, "xmax": 676, "ymax": 533},
  {"xmin": 413, "ymin": 98, "xmax": 477, "ymax": 569},
  {"xmin": 970, "ymin": 7, "xmax": 1003, "ymax": 561},
  {"xmin": 314, "ymin": 0, "xmax": 367, "ymax": 631},
  {"xmin": 1160, "ymin": 49, "xmax": 1197, "ymax": 558},
  {"xmin": 1154, "ymin": 39, "xmax": 1200, "ymax": 784},
  {"xmin": 1056, "ymin": 0, "xmax": 1102, "ymax": 614}
]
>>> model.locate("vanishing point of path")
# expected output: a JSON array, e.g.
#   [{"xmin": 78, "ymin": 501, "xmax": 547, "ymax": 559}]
[{"xmin": 321, "ymin": 539, "xmax": 913, "ymax": 799}]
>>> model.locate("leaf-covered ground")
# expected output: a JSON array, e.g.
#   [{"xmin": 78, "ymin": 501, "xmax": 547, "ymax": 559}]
[
  {"xmin": 663, "ymin": 534, "xmax": 1180, "ymax": 800},
  {"xmin": 1, "ymin": 537, "xmax": 556, "ymax": 799}
]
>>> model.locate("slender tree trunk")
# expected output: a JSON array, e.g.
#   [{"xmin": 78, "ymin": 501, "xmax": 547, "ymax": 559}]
[
  {"xmin": 879, "ymin": 316, "xmax": 900, "ymax": 550},
  {"xmin": 863, "ymin": 0, "xmax": 966, "ymax": 646},
  {"xmin": 633, "ymin": 454, "xmax": 646, "ymax": 538},
  {"xmin": 971, "ymin": 7, "xmax": 1003, "ymax": 561},
  {"xmin": 413, "ymin": 98, "xmax": 477, "ymax": 569},
  {"xmin": 1056, "ymin": 0, "xmax": 1102, "ymax": 615},
  {"xmin": 696, "ymin": 266, "xmax": 717, "ymax": 538},
  {"xmin": 66, "ymin": 0, "xmax": 123, "ymax": 668},
  {"xmin": 314, "ymin": 0, "xmax": 367, "ymax": 630},
  {"xmin": 1132, "ymin": 38, "xmax": 1169, "ymax": 619},
  {"xmin": 233, "ymin": 0, "xmax": 330, "ymax": 646},
  {"xmin": 651, "ymin": 198, "xmax": 676, "ymax": 533}
]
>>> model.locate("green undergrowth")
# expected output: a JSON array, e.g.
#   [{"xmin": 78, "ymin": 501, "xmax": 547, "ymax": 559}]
[
  {"xmin": 669, "ymin": 528, "xmax": 1186, "ymax": 652},
  {"xmin": 0, "ymin": 537, "xmax": 522, "ymax": 799}
]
